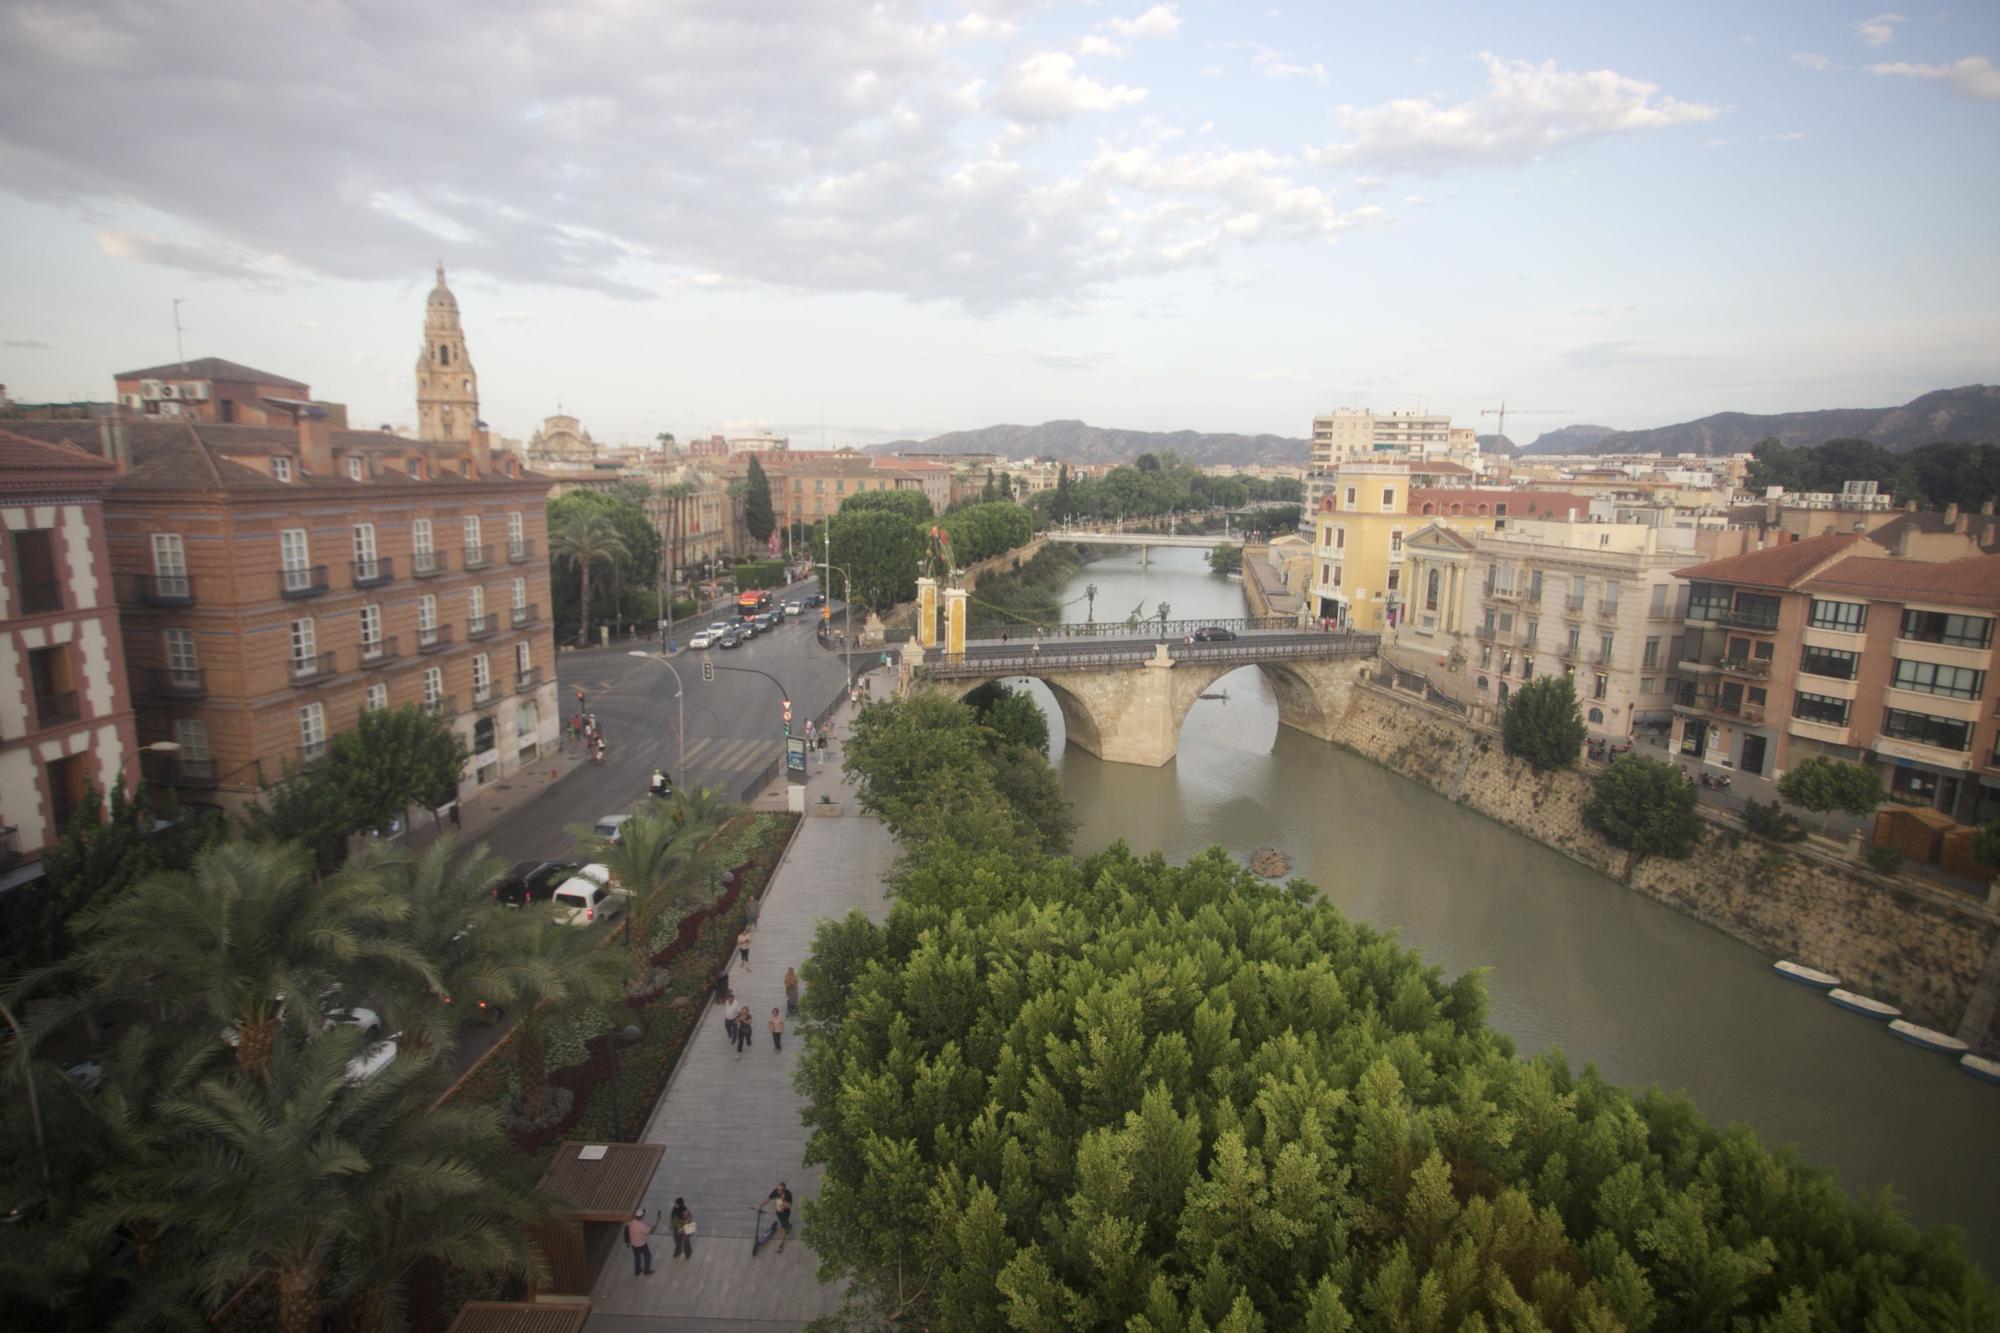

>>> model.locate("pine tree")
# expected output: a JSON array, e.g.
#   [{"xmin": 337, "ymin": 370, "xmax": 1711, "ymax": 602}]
[{"xmin": 743, "ymin": 454, "xmax": 776, "ymax": 544}]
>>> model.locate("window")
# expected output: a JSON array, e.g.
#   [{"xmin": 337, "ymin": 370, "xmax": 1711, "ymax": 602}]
[
  {"xmin": 1321, "ymin": 563, "xmax": 1331, "ymax": 585},
  {"xmin": 468, "ymin": 585, "xmax": 485, "ymax": 621},
  {"xmin": 1599, "ymin": 633, "xmax": 1615, "ymax": 663},
  {"xmin": 473, "ymin": 716, "xmax": 496, "ymax": 754},
  {"xmin": 413, "ymin": 518, "xmax": 434, "ymax": 555},
  {"xmin": 1334, "ymin": 527, "xmax": 1345, "ymax": 550},
  {"xmin": 1649, "ymin": 583, "xmax": 1667, "ymax": 618},
  {"xmin": 1900, "ymin": 609, "xmax": 1993, "ymax": 649},
  {"xmin": 290, "ymin": 618, "xmax": 317, "ymax": 673},
  {"xmin": 1387, "ymin": 568, "xmax": 1400, "ymax": 592},
  {"xmin": 424, "ymin": 667, "xmax": 444, "ymax": 708},
  {"xmin": 1793, "ymin": 691, "xmax": 1851, "ymax": 726},
  {"xmin": 516, "ymin": 641, "xmax": 532, "ymax": 675},
  {"xmin": 359, "ymin": 603, "xmax": 383, "ymax": 651},
  {"xmin": 473, "ymin": 653, "xmax": 491, "ymax": 700},
  {"xmin": 517, "ymin": 700, "xmax": 540, "ymax": 758},
  {"xmin": 281, "ymin": 528, "xmax": 309, "ymax": 573},
  {"xmin": 463, "ymin": 516, "xmax": 481, "ymax": 551},
  {"xmin": 1425, "ymin": 568, "xmax": 1441, "ymax": 612},
  {"xmin": 272, "ymin": 456, "xmax": 293, "ymax": 482},
  {"xmin": 419, "ymin": 594, "xmax": 438, "ymax": 632},
  {"xmin": 299, "ymin": 702, "xmax": 326, "ymax": 760},
  {"xmin": 1380, "ymin": 487, "xmax": 1395, "ymax": 511},
  {"xmin": 1881, "ymin": 707, "xmax": 1972, "ymax": 751},
  {"xmin": 1593, "ymin": 673, "xmax": 1608, "ymax": 700},
  {"xmin": 164, "ymin": 628, "xmax": 199, "ymax": 684},
  {"xmin": 45, "ymin": 755, "xmax": 88, "ymax": 837},
  {"xmin": 1390, "ymin": 529, "xmax": 1404, "ymax": 555},
  {"xmin": 512, "ymin": 577, "xmax": 527, "ymax": 611},
  {"xmin": 1732, "ymin": 592, "xmax": 1781, "ymax": 630},
  {"xmin": 508, "ymin": 511, "xmax": 524, "ymax": 554},
  {"xmin": 1524, "ymin": 617, "xmax": 1538, "ymax": 647},
  {"xmin": 439, "ymin": 343, "xmax": 450, "ymax": 366},
  {"xmin": 1798, "ymin": 645, "xmax": 1858, "ymax": 680},
  {"xmin": 1602, "ymin": 581, "xmax": 1620, "ymax": 615},
  {"xmin": 11, "ymin": 529, "xmax": 60, "ymax": 614},
  {"xmin": 366, "ymin": 682, "xmax": 389, "ymax": 712},
  {"xmin": 1640, "ymin": 677, "xmax": 1657, "ymax": 695},
  {"xmin": 1332, "ymin": 567, "xmax": 1342, "ymax": 587},
  {"xmin": 1320, "ymin": 526, "xmax": 1332, "ymax": 549},
  {"xmin": 1643, "ymin": 636, "xmax": 1660, "ymax": 668},
  {"xmin": 1566, "ymin": 625, "xmax": 1581, "ymax": 655},
  {"xmin": 28, "ymin": 645, "xmax": 76, "ymax": 724},
  {"xmin": 1529, "ymin": 570, "xmax": 1543, "ymax": 601},
  {"xmin": 346, "ymin": 457, "xmax": 364, "ymax": 481},
  {"xmin": 1808, "ymin": 598, "xmax": 1866, "ymax": 633},
  {"xmin": 1521, "ymin": 655, "xmax": 1535, "ymax": 680},
  {"xmin": 353, "ymin": 522, "xmax": 378, "ymax": 579},
  {"xmin": 152, "ymin": 533, "xmax": 187, "ymax": 581},
  {"xmin": 1344, "ymin": 486, "xmax": 1357, "ymax": 508},
  {"xmin": 1479, "ymin": 643, "xmax": 1493, "ymax": 668},
  {"xmin": 1892, "ymin": 658, "xmax": 1984, "ymax": 700},
  {"xmin": 174, "ymin": 718, "xmax": 210, "ymax": 760}
]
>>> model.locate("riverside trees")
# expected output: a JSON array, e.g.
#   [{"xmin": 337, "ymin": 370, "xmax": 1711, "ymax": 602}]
[
  {"xmin": 801, "ymin": 694, "xmax": 1994, "ymax": 1330},
  {"xmin": 1500, "ymin": 674, "xmax": 1590, "ymax": 772}
]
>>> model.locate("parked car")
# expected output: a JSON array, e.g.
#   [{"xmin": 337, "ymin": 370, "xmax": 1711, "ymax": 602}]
[
  {"xmin": 64, "ymin": 1059, "xmax": 104, "ymax": 1092},
  {"xmin": 594, "ymin": 814, "xmax": 633, "ymax": 843},
  {"xmin": 1192, "ymin": 626, "xmax": 1237, "ymax": 641},
  {"xmin": 325, "ymin": 1006, "xmax": 384, "ymax": 1039},
  {"xmin": 343, "ymin": 1033, "xmax": 399, "ymax": 1085},
  {"xmin": 494, "ymin": 859, "xmax": 576, "ymax": 908},
  {"xmin": 689, "ymin": 629, "xmax": 714, "ymax": 649},
  {"xmin": 551, "ymin": 865, "xmax": 629, "ymax": 926}
]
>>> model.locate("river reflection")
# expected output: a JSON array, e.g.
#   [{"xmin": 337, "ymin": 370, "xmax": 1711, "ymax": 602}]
[{"xmin": 1011, "ymin": 546, "xmax": 1999, "ymax": 1275}]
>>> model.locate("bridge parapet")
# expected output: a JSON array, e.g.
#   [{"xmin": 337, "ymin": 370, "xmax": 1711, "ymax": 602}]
[{"xmin": 917, "ymin": 631, "xmax": 1379, "ymax": 681}]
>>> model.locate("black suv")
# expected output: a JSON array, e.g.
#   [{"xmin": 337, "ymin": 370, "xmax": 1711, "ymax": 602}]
[
  {"xmin": 494, "ymin": 860, "xmax": 577, "ymax": 909},
  {"xmin": 1192, "ymin": 626, "xmax": 1237, "ymax": 641}
]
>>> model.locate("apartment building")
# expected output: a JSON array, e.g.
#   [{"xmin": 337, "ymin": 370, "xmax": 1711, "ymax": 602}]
[
  {"xmin": 6, "ymin": 414, "xmax": 560, "ymax": 817},
  {"xmin": 0, "ymin": 430, "xmax": 142, "ymax": 874},
  {"xmin": 725, "ymin": 451, "xmax": 941, "ymax": 531},
  {"xmin": 644, "ymin": 461, "xmax": 735, "ymax": 577},
  {"xmin": 112, "ymin": 357, "xmax": 348, "ymax": 428},
  {"xmin": 1307, "ymin": 460, "xmax": 1591, "ymax": 631}
]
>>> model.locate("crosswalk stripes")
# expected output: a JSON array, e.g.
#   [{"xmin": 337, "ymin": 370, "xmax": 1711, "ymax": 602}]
[{"xmin": 679, "ymin": 735, "xmax": 780, "ymax": 780}]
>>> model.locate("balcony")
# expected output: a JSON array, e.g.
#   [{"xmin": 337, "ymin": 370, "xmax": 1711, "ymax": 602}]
[
  {"xmin": 1714, "ymin": 699, "xmax": 1765, "ymax": 724},
  {"xmin": 1474, "ymin": 624, "xmax": 1497, "ymax": 642},
  {"xmin": 512, "ymin": 602, "xmax": 539, "ymax": 628},
  {"xmin": 417, "ymin": 625, "xmax": 453, "ymax": 654},
  {"xmin": 1722, "ymin": 608, "xmax": 1780, "ymax": 632},
  {"xmin": 351, "ymin": 556, "xmax": 395, "ymax": 589},
  {"xmin": 473, "ymin": 681, "xmax": 495, "ymax": 706},
  {"xmin": 516, "ymin": 666, "xmax": 541, "ymax": 693},
  {"xmin": 1565, "ymin": 594, "xmax": 1586, "ymax": 614},
  {"xmin": 146, "ymin": 667, "xmax": 206, "ymax": 697},
  {"xmin": 507, "ymin": 538, "xmax": 536, "ymax": 563},
  {"xmin": 34, "ymin": 691, "xmax": 77, "ymax": 726},
  {"xmin": 412, "ymin": 549, "xmax": 450, "ymax": 578},
  {"xmin": 131, "ymin": 572, "xmax": 197, "ymax": 607},
  {"xmin": 290, "ymin": 651, "xmax": 336, "ymax": 685},
  {"xmin": 1716, "ymin": 655, "xmax": 1773, "ymax": 679},
  {"xmin": 462, "ymin": 543, "xmax": 493, "ymax": 570},
  {"xmin": 18, "ymin": 580, "xmax": 62, "ymax": 615},
  {"xmin": 359, "ymin": 635, "xmax": 400, "ymax": 668},
  {"xmin": 1489, "ymin": 585, "xmax": 1525, "ymax": 603},
  {"xmin": 279, "ymin": 565, "xmax": 329, "ymax": 599},
  {"xmin": 426, "ymin": 694, "xmax": 458, "ymax": 719},
  {"xmin": 466, "ymin": 613, "xmax": 495, "ymax": 640}
]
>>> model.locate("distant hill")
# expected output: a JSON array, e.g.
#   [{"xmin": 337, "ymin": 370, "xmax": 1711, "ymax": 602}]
[
  {"xmin": 1524, "ymin": 423, "xmax": 1618, "ymax": 453},
  {"xmin": 1521, "ymin": 385, "xmax": 1999, "ymax": 457},
  {"xmin": 867, "ymin": 419, "xmax": 1308, "ymax": 466},
  {"xmin": 1476, "ymin": 434, "xmax": 1518, "ymax": 458}
]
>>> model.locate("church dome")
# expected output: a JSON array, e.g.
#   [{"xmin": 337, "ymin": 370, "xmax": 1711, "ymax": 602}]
[{"xmin": 428, "ymin": 262, "xmax": 459, "ymax": 312}]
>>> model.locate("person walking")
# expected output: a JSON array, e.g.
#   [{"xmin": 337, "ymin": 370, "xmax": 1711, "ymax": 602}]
[
  {"xmin": 737, "ymin": 926, "xmax": 753, "ymax": 971},
  {"xmin": 670, "ymin": 1198, "xmax": 694, "ymax": 1259},
  {"xmin": 721, "ymin": 989, "xmax": 738, "ymax": 1046},
  {"xmin": 627, "ymin": 1208, "xmax": 658, "ymax": 1276},
  {"xmin": 764, "ymin": 1181, "xmax": 794, "ymax": 1252},
  {"xmin": 734, "ymin": 1004, "xmax": 754, "ymax": 1056},
  {"xmin": 783, "ymin": 966, "xmax": 800, "ymax": 1016},
  {"xmin": 768, "ymin": 1006, "xmax": 785, "ymax": 1052}
]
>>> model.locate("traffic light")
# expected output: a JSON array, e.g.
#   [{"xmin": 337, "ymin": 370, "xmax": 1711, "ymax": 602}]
[
  {"xmin": 782, "ymin": 699, "xmax": 793, "ymax": 724},
  {"xmin": 702, "ymin": 659, "xmax": 715, "ymax": 682}
]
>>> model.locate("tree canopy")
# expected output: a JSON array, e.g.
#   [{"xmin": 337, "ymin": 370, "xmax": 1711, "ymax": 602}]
[
  {"xmin": 843, "ymin": 488, "xmax": 934, "ymax": 523},
  {"xmin": 743, "ymin": 454, "xmax": 776, "ymax": 544},
  {"xmin": 548, "ymin": 490, "xmax": 646, "ymax": 637},
  {"xmin": 328, "ymin": 703, "xmax": 469, "ymax": 832},
  {"xmin": 825, "ymin": 504, "xmax": 927, "ymax": 610},
  {"xmin": 1585, "ymin": 753, "xmax": 1705, "ymax": 873},
  {"xmin": 1500, "ymin": 674, "xmax": 1589, "ymax": 772},
  {"xmin": 1776, "ymin": 755, "xmax": 1885, "ymax": 832},
  {"xmin": 1744, "ymin": 436, "xmax": 2000, "ymax": 511}
]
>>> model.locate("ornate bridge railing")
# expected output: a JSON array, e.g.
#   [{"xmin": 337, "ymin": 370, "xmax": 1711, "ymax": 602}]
[{"xmin": 917, "ymin": 631, "xmax": 1379, "ymax": 680}]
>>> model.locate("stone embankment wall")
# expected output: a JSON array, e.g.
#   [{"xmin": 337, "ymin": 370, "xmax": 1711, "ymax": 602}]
[{"xmin": 1329, "ymin": 679, "xmax": 2000, "ymax": 1055}]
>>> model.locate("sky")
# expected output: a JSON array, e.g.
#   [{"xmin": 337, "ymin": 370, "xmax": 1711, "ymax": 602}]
[{"xmin": 0, "ymin": 1, "xmax": 1995, "ymax": 449}]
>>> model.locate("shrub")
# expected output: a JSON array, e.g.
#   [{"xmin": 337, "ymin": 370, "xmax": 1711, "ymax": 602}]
[
  {"xmin": 1866, "ymin": 844, "xmax": 1904, "ymax": 875},
  {"xmin": 1499, "ymin": 674, "xmax": 1588, "ymax": 772},
  {"xmin": 1742, "ymin": 798, "xmax": 1804, "ymax": 843}
]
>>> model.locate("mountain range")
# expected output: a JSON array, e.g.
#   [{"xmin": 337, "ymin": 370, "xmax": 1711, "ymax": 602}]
[{"xmin": 865, "ymin": 386, "xmax": 1998, "ymax": 468}]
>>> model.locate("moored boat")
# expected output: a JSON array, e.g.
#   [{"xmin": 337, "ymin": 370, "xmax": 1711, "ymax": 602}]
[
  {"xmin": 1960, "ymin": 1054, "xmax": 2000, "ymax": 1086},
  {"xmin": 1826, "ymin": 988, "xmax": 1901, "ymax": 1020},
  {"xmin": 1772, "ymin": 960, "xmax": 1840, "ymax": 989},
  {"xmin": 1886, "ymin": 1020, "xmax": 1970, "ymax": 1055}
]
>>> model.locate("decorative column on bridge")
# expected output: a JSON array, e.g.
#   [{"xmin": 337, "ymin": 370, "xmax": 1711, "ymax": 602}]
[
  {"xmin": 915, "ymin": 577, "xmax": 939, "ymax": 648},
  {"xmin": 944, "ymin": 586, "xmax": 968, "ymax": 655}
]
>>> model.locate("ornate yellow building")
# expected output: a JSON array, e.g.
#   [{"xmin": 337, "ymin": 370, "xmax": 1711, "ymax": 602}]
[{"xmin": 414, "ymin": 263, "xmax": 479, "ymax": 442}]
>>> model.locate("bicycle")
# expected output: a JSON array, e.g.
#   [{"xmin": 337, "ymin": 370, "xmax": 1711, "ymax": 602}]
[{"xmin": 751, "ymin": 1204, "xmax": 782, "ymax": 1256}]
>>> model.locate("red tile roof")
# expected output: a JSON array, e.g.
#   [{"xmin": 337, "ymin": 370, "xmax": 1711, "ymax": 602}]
[
  {"xmin": 0, "ymin": 428, "xmax": 118, "ymax": 475},
  {"xmin": 1673, "ymin": 532, "xmax": 1873, "ymax": 588},
  {"xmin": 1803, "ymin": 555, "xmax": 2000, "ymax": 610}
]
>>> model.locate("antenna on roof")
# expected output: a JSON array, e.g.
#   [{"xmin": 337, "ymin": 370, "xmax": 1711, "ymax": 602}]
[{"xmin": 172, "ymin": 298, "xmax": 188, "ymax": 374}]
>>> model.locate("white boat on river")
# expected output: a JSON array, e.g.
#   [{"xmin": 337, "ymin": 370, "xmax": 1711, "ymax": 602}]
[
  {"xmin": 1773, "ymin": 960, "xmax": 1840, "ymax": 989},
  {"xmin": 1961, "ymin": 1054, "xmax": 2000, "ymax": 1086},
  {"xmin": 1887, "ymin": 1021, "xmax": 1970, "ymax": 1056},
  {"xmin": 1827, "ymin": 989, "xmax": 1901, "ymax": 1021}
]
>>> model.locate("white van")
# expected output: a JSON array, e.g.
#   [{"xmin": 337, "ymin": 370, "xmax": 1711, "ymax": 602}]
[{"xmin": 550, "ymin": 864, "xmax": 628, "ymax": 926}]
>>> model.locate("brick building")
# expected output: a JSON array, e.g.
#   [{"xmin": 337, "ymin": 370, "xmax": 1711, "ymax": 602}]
[
  {"xmin": 6, "ymin": 413, "xmax": 560, "ymax": 818},
  {"xmin": 0, "ymin": 429, "xmax": 141, "ymax": 873},
  {"xmin": 112, "ymin": 357, "xmax": 349, "ymax": 428}
]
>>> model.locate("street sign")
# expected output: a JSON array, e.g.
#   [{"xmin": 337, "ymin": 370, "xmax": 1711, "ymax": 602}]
[
  {"xmin": 782, "ymin": 699, "xmax": 793, "ymax": 723},
  {"xmin": 702, "ymin": 659, "xmax": 714, "ymax": 682},
  {"xmin": 786, "ymin": 736, "xmax": 808, "ymax": 775}
]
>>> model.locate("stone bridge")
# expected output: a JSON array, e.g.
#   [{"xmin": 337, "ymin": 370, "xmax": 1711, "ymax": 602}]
[
  {"xmin": 902, "ymin": 629, "xmax": 1379, "ymax": 766},
  {"xmin": 1051, "ymin": 526, "xmax": 1245, "ymax": 566}
]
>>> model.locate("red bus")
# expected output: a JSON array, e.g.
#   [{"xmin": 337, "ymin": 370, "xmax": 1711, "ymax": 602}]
[{"xmin": 737, "ymin": 589, "xmax": 772, "ymax": 615}]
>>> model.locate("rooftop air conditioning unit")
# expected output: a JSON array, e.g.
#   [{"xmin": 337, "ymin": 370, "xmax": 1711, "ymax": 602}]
[
  {"xmin": 183, "ymin": 382, "xmax": 210, "ymax": 400},
  {"xmin": 140, "ymin": 380, "xmax": 162, "ymax": 397},
  {"xmin": 121, "ymin": 394, "xmax": 142, "ymax": 409},
  {"xmin": 160, "ymin": 401, "xmax": 182, "ymax": 417},
  {"xmin": 159, "ymin": 383, "xmax": 179, "ymax": 399}
]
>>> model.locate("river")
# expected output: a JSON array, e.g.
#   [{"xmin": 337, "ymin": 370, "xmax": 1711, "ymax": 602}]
[{"xmin": 1013, "ymin": 546, "xmax": 1999, "ymax": 1277}]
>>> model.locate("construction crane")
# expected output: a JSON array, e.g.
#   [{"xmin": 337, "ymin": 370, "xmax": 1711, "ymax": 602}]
[{"xmin": 1479, "ymin": 402, "xmax": 1572, "ymax": 448}]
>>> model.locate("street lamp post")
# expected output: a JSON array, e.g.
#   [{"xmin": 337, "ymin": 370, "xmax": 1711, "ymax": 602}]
[
  {"xmin": 625, "ymin": 651, "xmax": 686, "ymax": 783},
  {"xmin": 818, "ymin": 557, "xmax": 858, "ymax": 689}
]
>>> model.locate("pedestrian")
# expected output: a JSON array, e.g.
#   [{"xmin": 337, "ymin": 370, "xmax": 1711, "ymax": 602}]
[
  {"xmin": 721, "ymin": 989, "xmax": 738, "ymax": 1045},
  {"xmin": 1000, "ymin": 627, "xmax": 1009, "ymax": 642},
  {"xmin": 784, "ymin": 966, "xmax": 800, "ymax": 1016},
  {"xmin": 737, "ymin": 926, "xmax": 752, "ymax": 970},
  {"xmin": 627, "ymin": 1207, "xmax": 658, "ymax": 1276},
  {"xmin": 744, "ymin": 892, "xmax": 761, "ymax": 928},
  {"xmin": 670, "ymin": 1198, "xmax": 694, "ymax": 1259},
  {"xmin": 768, "ymin": 1006, "xmax": 784, "ymax": 1051},
  {"xmin": 734, "ymin": 1004, "xmax": 754, "ymax": 1055},
  {"xmin": 765, "ymin": 1181, "xmax": 794, "ymax": 1252}
]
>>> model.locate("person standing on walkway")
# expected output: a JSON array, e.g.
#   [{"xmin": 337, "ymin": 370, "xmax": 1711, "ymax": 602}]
[
  {"xmin": 670, "ymin": 1198, "xmax": 694, "ymax": 1259},
  {"xmin": 764, "ymin": 1182, "xmax": 794, "ymax": 1252},
  {"xmin": 783, "ymin": 966, "xmax": 800, "ymax": 1016},
  {"xmin": 627, "ymin": 1208, "xmax": 658, "ymax": 1276},
  {"xmin": 721, "ymin": 989, "xmax": 738, "ymax": 1046},
  {"xmin": 734, "ymin": 1004, "xmax": 754, "ymax": 1056},
  {"xmin": 737, "ymin": 926, "xmax": 753, "ymax": 971},
  {"xmin": 768, "ymin": 1007, "xmax": 784, "ymax": 1051}
]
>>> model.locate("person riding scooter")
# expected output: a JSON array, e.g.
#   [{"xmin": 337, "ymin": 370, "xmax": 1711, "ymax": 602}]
[{"xmin": 649, "ymin": 769, "xmax": 672, "ymax": 798}]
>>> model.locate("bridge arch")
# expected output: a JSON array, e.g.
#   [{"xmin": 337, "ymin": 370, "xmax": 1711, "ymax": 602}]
[{"xmin": 942, "ymin": 672, "xmax": 1105, "ymax": 756}]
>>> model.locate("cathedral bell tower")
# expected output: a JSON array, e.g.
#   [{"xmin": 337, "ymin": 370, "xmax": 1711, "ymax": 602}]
[{"xmin": 415, "ymin": 262, "xmax": 479, "ymax": 443}]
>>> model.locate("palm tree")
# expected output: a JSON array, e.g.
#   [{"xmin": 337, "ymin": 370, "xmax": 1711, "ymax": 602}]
[
  {"xmin": 71, "ymin": 1027, "xmax": 545, "ymax": 1333},
  {"xmin": 454, "ymin": 910, "xmax": 624, "ymax": 1119},
  {"xmin": 73, "ymin": 842, "xmax": 435, "ymax": 1082},
  {"xmin": 588, "ymin": 809, "xmax": 696, "ymax": 983},
  {"xmin": 668, "ymin": 784, "xmax": 735, "ymax": 834},
  {"xmin": 551, "ymin": 510, "xmax": 630, "ymax": 647},
  {"xmin": 657, "ymin": 477, "xmax": 697, "ymax": 622}
]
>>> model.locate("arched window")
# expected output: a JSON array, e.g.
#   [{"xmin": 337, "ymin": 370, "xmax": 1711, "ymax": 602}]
[
  {"xmin": 1421, "ymin": 502, "xmax": 1435, "ymax": 514},
  {"xmin": 1425, "ymin": 568, "xmax": 1441, "ymax": 612},
  {"xmin": 1497, "ymin": 682, "xmax": 1510, "ymax": 705},
  {"xmin": 438, "ymin": 344, "xmax": 450, "ymax": 366},
  {"xmin": 1477, "ymin": 503, "xmax": 1490, "ymax": 515},
  {"xmin": 1587, "ymin": 707, "xmax": 1604, "ymax": 723}
]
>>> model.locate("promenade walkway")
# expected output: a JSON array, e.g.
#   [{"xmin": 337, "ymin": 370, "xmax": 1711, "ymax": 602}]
[{"xmin": 584, "ymin": 696, "xmax": 896, "ymax": 1332}]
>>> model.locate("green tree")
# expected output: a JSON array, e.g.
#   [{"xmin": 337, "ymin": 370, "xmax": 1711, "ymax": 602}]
[
  {"xmin": 73, "ymin": 841, "xmax": 436, "ymax": 1082},
  {"xmin": 1207, "ymin": 543, "xmax": 1244, "ymax": 575},
  {"xmin": 247, "ymin": 760, "xmax": 355, "ymax": 870},
  {"xmin": 825, "ymin": 505, "xmax": 925, "ymax": 609},
  {"xmin": 668, "ymin": 783, "xmax": 735, "ymax": 832},
  {"xmin": 743, "ymin": 454, "xmax": 776, "ymax": 545},
  {"xmin": 2, "ymin": 781, "xmax": 163, "ymax": 972},
  {"xmin": 965, "ymin": 682, "xmax": 1051, "ymax": 756},
  {"xmin": 456, "ymin": 908, "xmax": 624, "ymax": 1118},
  {"xmin": 551, "ymin": 507, "xmax": 631, "ymax": 645},
  {"xmin": 1586, "ymin": 754, "xmax": 1705, "ymax": 877},
  {"xmin": 843, "ymin": 693, "xmax": 1071, "ymax": 853},
  {"xmin": 1972, "ymin": 820, "xmax": 2000, "ymax": 873},
  {"xmin": 843, "ymin": 489, "xmax": 935, "ymax": 523},
  {"xmin": 328, "ymin": 703, "xmax": 469, "ymax": 833},
  {"xmin": 1500, "ymin": 674, "xmax": 1589, "ymax": 771},
  {"xmin": 1777, "ymin": 755, "xmax": 1885, "ymax": 833},
  {"xmin": 587, "ymin": 806, "xmax": 697, "ymax": 983}
]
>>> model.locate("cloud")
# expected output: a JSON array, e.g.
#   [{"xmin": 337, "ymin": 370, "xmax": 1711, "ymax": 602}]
[
  {"xmin": 1311, "ymin": 53, "xmax": 1720, "ymax": 171},
  {"xmin": 1085, "ymin": 144, "xmax": 1387, "ymax": 264},
  {"xmin": 1855, "ymin": 14, "xmax": 1906, "ymax": 48},
  {"xmin": 1031, "ymin": 349, "xmax": 1118, "ymax": 372},
  {"xmin": 1789, "ymin": 52, "xmax": 1832, "ymax": 71},
  {"xmin": 1867, "ymin": 55, "xmax": 2000, "ymax": 101},
  {"xmin": 4, "ymin": 338, "xmax": 51, "ymax": 349},
  {"xmin": 1106, "ymin": 5, "xmax": 1180, "ymax": 40},
  {"xmin": 95, "ymin": 228, "xmax": 284, "ymax": 287},
  {"xmin": 991, "ymin": 52, "xmax": 1147, "ymax": 120},
  {"xmin": 1077, "ymin": 35, "xmax": 1124, "ymax": 58},
  {"xmin": 1237, "ymin": 42, "xmax": 1326, "ymax": 83}
]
